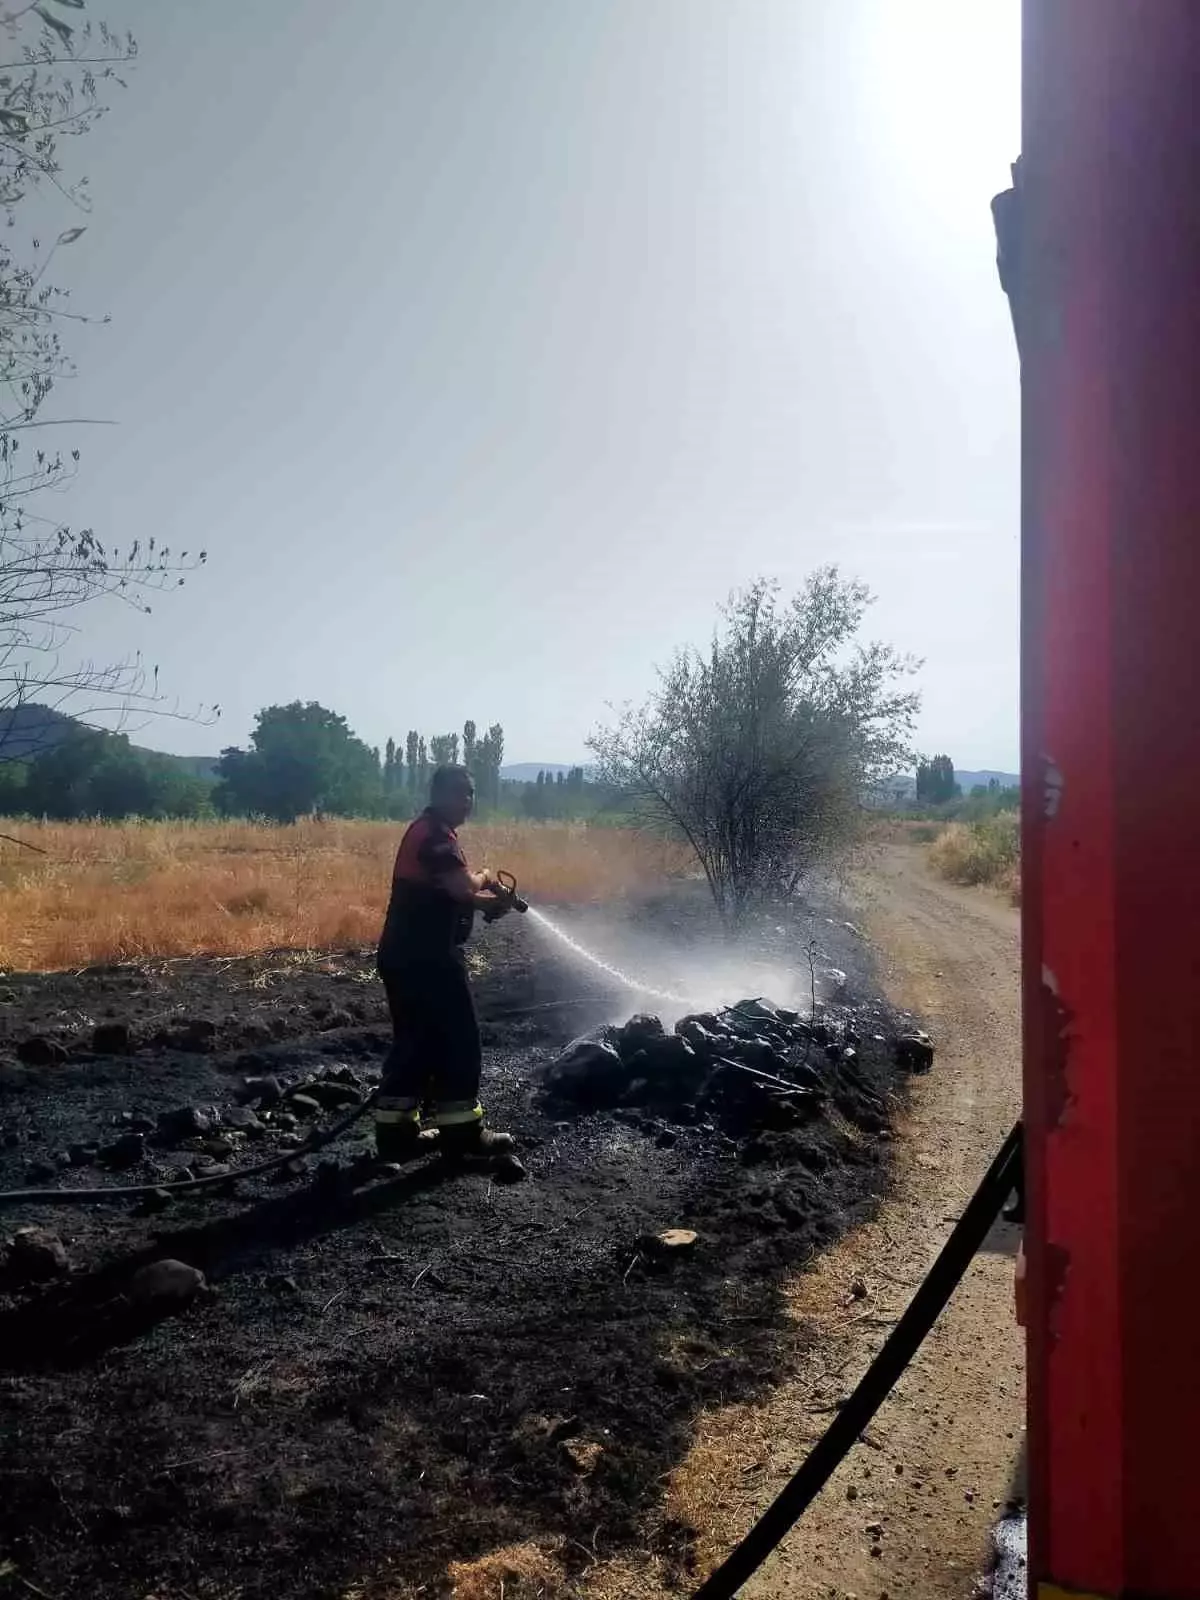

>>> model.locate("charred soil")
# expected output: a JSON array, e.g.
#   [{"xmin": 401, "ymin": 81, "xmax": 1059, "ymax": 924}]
[{"xmin": 0, "ymin": 887, "xmax": 910, "ymax": 1599}]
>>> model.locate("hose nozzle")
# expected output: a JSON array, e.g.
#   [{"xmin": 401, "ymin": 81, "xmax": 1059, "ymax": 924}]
[{"xmin": 495, "ymin": 869, "xmax": 528, "ymax": 913}]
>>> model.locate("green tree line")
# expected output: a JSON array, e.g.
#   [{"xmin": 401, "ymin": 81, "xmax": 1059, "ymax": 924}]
[
  {"xmin": 214, "ymin": 706, "xmax": 512, "ymax": 824},
  {"xmin": 215, "ymin": 708, "xmax": 611, "ymax": 824},
  {"xmin": 0, "ymin": 726, "xmax": 212, "ymax": 820},
  {"xmin": 380, "ymin": 718, "xmax": 506, "ymax": 814},
  {"xmin": 0, "ymin": 701, "xmax": 614, "ymax": 826},
  {"xmin": 0, "ymin": 702, "xmax": 603, "ymax": 825},
  {"xmin": 519, "ymin": 767, "xmax": 588, "ymax": 821},
  {"xmin": 898, "ymin": 757, "xmax": 1018, "ymax": 822}
]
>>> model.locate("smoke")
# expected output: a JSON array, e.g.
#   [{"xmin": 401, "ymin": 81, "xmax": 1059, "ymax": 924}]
[{"xmin": 527, "ymin": 906, "xmax": 830, "ymax": 1024}]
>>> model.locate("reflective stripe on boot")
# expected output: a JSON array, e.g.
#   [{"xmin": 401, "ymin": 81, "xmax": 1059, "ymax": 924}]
[
  {"xmin": 374, "ymin": 1098, "xmax": 422, "ymax": 1160},
  {"xmin": 376, "ymin": 1097, "xmax": 421, "ymax": 1126},
  {"xmin": 431, "ymin": 1099, "xmax": 484, "ymax": 1129}
]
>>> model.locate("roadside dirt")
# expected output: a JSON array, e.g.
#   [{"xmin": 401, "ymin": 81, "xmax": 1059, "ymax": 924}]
[{"xmin": 668, "ymin": 845, "xmax": 1023, "ymax": 1600}]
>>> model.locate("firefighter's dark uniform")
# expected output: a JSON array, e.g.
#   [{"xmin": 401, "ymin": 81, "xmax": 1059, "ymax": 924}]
[{"xmin": 374, "ymin": 809, "xmax": 486, "ymax": 1153}]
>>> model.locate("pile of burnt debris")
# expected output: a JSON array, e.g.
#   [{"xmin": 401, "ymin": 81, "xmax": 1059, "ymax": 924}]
[{"xmin": 542, "ymin": 999, "xmax": 933, "ymax": 1135}]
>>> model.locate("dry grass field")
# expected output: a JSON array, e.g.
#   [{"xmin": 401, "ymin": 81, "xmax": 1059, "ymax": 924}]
[{"xmin": 0, "ymin": 817, "xmax": 693, "ymax": 971}]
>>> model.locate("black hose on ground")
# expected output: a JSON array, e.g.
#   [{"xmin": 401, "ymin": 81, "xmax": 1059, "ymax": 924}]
[
  {"xmin": 0, "ymin": 1089, "xmax": 381, "ymax": 1208},
  {"xmin": 690, "ymin": 1120, "xmax": 1023, "ymax": 1600},
  {"xmin": 0, "ymin": 990, "xmax": 620, "ymax": 1209}
]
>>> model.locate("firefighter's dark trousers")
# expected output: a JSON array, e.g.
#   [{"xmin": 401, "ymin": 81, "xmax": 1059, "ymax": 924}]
[{"xmin": 375, "ymin": 956, "xmax": 485, "ymax": 1153}]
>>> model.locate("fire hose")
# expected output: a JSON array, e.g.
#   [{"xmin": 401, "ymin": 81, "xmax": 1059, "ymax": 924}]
[
  {"xmin": 0, "ymin": 869, "xmax": 538, "ymax": 1211},
  {"xmin": 0, "ymin": 1089, "xmax": 383, "ymax": 1208},
  {"xmin": 689, "ymin": 1120, "xmax": 1023, "ymax": 1599}
]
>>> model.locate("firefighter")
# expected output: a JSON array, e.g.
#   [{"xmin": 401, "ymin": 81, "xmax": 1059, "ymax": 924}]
[{"xmin": 374, "ymin": 764, "xmax": 516, "ymax": 1160}]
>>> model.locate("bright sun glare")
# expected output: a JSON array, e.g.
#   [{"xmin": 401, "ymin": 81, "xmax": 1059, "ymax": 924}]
[{"xmin": 865, "ymin": 0, "xmax": 1021, "ymax": 212}]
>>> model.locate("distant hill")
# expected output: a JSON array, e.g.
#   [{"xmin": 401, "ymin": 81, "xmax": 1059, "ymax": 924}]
[
  {"xmin": 0, "ymin": 702, "xmax": 77, "ymax": 760},
  {"xmin": 955, "ymin": 769, "xmax": 1019, "ymax": 792},
  {"xmin": 869, "ymin": 767, "xmax": 1020, "ymax": 806},
  {"xmin": 0, "ymin": 703, "xmax": 219, "ymax": 779}
]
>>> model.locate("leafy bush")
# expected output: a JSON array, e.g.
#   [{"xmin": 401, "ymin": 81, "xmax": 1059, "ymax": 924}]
[{"xmin": 591, "ymin": 570, "xmax": 919, "ymax": 926}]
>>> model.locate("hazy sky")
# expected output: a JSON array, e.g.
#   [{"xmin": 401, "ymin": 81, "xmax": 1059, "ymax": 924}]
[{"xmin": 53, "ymin": 0, "xmax": 1020, "ymax": 769}]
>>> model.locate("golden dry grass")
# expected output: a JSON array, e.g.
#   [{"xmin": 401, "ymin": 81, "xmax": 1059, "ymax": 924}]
[
  {"xmin": 445, "ymin": 1542, "xmax": 568, "ymax": 1599},
  {"xmin": 927, "ymin": 813, "xmax": 1021, "ymax": 904},
  {"xmin": 351, "ymin": 1545, "xmax": 667, "ymax": 1600},
  {"xmin": 0, "ymin": 817, "xmax": 693, "ymax": 971}
]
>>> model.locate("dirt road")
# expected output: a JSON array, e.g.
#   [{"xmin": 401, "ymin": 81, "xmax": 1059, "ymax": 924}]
[{"xmin": 681, "ymin": 845, "xmax": 1023, "ymax": 1600}]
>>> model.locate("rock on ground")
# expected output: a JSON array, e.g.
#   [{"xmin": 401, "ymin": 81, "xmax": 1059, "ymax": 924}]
[
  {"xmin": 128, "ymin": 1259, "xmax": 209, "ymax": 1311},
  {"xmin": 156, "ymin": 1106, "xmax": 213, "ymax": 1144},
  {"xmin": 6, "ymin": 1226, "xmax": 69, "ymax": 1282}
]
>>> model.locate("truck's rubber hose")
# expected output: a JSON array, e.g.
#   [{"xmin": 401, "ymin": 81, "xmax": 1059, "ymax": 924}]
[
  {"xmin": 690, "ymin": 1120, "xmax": 1023, "ymax": 1600},
  {"xmin": 0, "ymin": 1088, "xmax": 381, "ymax": 1208}
]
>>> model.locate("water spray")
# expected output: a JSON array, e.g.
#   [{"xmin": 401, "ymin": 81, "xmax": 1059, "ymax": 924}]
[
  {"xmin": 527, "ymin": 906, "xmax": 693, "ymax": 1007},
  {"xmin": 490, "ymin": 872, "xmax": 809, "ymax": 1016},
  {"xmin": 484, "ymin": 870, "xmax": 690, "ymax": 1003}
]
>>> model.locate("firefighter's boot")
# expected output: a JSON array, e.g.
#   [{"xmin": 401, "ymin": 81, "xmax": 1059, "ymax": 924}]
[
  {"xmin": 462, "ymin": 1127, "xmax": 517, "ymax": 1157},
  {"xmin": 439, "ymin": 1127, "xmax": 518, "ymax": 1163},
  {"xmin": 373, "ymin": 1098, "xmax": 428, "ymax": 1162},
  {"xmin": 433, "ymin": 1100, "xmax": 516, "ymax": 1161}
]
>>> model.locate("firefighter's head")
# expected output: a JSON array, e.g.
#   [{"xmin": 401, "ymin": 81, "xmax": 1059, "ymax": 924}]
[{"xmin": 430, "ymin": 764, "xmax": 474, "ymax": 827}]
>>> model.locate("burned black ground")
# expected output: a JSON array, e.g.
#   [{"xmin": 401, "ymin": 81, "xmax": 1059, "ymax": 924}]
[{"xmin": 0, "ymin": 888, "xmax": 910, "ymax": 1599}]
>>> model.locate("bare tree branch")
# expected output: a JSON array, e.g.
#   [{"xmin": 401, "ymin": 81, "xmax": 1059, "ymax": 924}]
[{"xmin": 0, "ymin": 4, "xmax": 213, "ymax": 764}]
